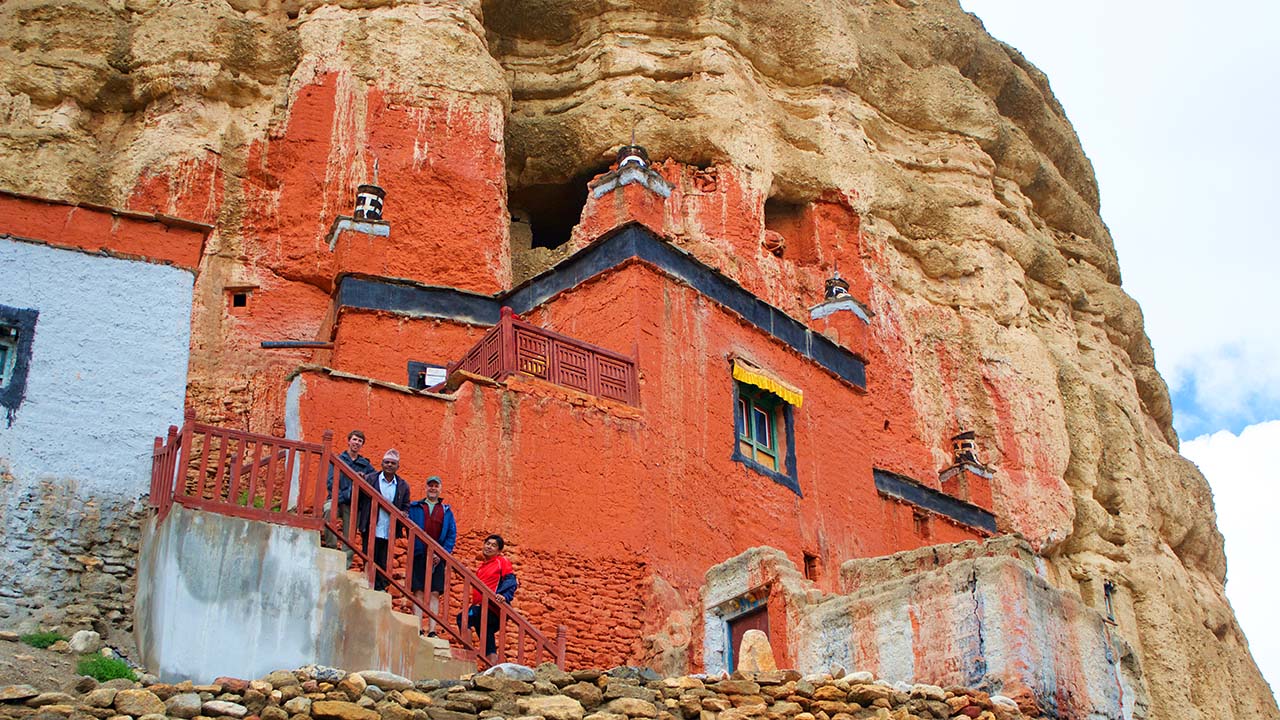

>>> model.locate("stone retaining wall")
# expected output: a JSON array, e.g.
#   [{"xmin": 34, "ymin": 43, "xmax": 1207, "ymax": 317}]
[
  {"xmin": 0, "ymin": 663, "xmax": 1037, "ymax": 720},
  {"xmin": 0, "ymin": 475, "xmax": 146, "ymax": 651}
]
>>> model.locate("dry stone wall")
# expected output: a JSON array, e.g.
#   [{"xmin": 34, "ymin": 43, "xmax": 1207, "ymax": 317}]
[
  {"xmin": 0, "ymin": 662, "xmax": 1041, "ymax": 720},
  {"xmin": 0, "ymin": 476, "xmax": 146, "ymax": 652}
]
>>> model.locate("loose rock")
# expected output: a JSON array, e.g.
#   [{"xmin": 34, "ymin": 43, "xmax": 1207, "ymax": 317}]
[
  {"xmin": 517, "ymin": 695, "xmax": 585, "ymax": 720},
  {"xmin": 338, "ymin": 675, "xmax": 368, "ymax": 701},
  {"xmin": 601, "ymin": 698, "xmax": 658, "ymax": 718},
  {"xmin": 203, "ymin": 700, "xmax": 250, "ymax": 718},
  {"xmin": 113, "ymin": 689, "xmax": 166, "ymax": 716},
  {"xmin": 1, "ymin": 685, "xmax": 41, "ymax": 702},
  {"xmin": 358, "ymin": 672, "xmax": 413, "ymax": 692},
  {"xmin": 166, "ymin": 693, "xmax": 204, "ymax": 718},
  {"xmin": 27, "ymin": 693, "xmax": 77, "ymax": 707},
  {"xmin": 561, "ymin": 682, "xmax": 602, "ymax": 708},
  {"xmin": 735, "ymin": 631, "xmax": 776, "ymax": 673},
  {"xmin": 480, "ymin": 664, "xmax": 536, "ymax": 682},
  {"xmin": 313, "ymin": 700, "xmax": 381, "ymax": 720},
  {"xmin": 264, "ymin": 671, "xmax": 302, "ymax": 688},
  {"xmin": 68, "ymin": 631, "xmax": 102, "ymax": 654}
]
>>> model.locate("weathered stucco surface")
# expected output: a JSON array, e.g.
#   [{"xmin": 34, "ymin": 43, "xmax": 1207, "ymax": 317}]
[
  {"xmin": 0, "ymin": 0, "xmax": 1273, "ymax": 716},
  {"xmin": 135, "ymin": 503, "xmax": 469, "ymax": 682},
  {"xmin": 0, "ymin": 239, "xmax": 195, "ymax": 642},
  {"xmin": 704, "ymin": 541, "xmax": 1149, "ymax": 719},
  {"xmin": 0, "ymin": 240, "xmax": 194, "ymax": 492}
]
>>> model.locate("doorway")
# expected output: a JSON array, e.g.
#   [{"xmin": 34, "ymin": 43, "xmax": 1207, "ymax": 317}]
[{"xmin": 728, "ymin": 605, "xmax": 770, "ymax": 672}]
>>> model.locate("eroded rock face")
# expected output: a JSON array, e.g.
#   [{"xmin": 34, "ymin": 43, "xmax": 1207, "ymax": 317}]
[{"xmin": 0, "ymin": 1, "xmax": 1273, "ymax": 717}]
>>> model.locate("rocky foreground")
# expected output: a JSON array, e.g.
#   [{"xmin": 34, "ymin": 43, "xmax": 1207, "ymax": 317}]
[{"xmin": 0, "ymin": 664, "xmax": 1034, "ymax": 720}]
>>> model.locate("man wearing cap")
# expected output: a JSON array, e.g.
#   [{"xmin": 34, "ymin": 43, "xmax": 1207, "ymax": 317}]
[
  {"xmin": 407, "ymin": 476, "xmax": 457, "ymax": 636},
  {"xmin": 357, "ymin": 449, "xmax": 411, "ymax": 591}
]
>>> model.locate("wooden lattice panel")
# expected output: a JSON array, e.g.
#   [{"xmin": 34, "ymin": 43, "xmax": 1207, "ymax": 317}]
[
  {"xmin": 552, "ymin": 342, "xmax": 591, "ymax": 393},
  {"xmin": 515, "ymin": 329, "xmax": 551, "ymax": 378},
  {"xmin": 597, "ymin": 356, "xmax": 633, "ymax": 403}
]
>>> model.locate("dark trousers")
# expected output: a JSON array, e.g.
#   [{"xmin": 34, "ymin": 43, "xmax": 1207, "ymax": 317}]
[
  {"xmin": 321, "ymin": 501, "xmax": 353, "ymax": 566},
  {"xmin": 459, "ymin": 604, "xmax": 501, "ymax": 656},
  {"xmin": 373, "ymin": 537, "xmax": 390, "ymax": 591}
]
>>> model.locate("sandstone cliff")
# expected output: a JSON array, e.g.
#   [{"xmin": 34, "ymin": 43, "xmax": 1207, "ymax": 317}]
[{"xmin": 0, "ymin": 0, "xmax": 1273, "ymax": 717}]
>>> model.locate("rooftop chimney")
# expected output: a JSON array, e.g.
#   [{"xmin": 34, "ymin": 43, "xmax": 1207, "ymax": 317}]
[
  {"xmin": 951, "ymin": 430, "xmax": 980, "ymax": 466},
  {"xmin": 824, "ymin": 268, "xmax": 851, "ymax": 300},
  {"xmin": 353, "ymin": 158, "xmax": 386, "ymax": 221},
  {"xmin": 616, "ymin": 144, "xmax": 651, "ymax": 170}
]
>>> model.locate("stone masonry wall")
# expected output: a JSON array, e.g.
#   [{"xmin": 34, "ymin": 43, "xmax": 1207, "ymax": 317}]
[
  {"xmin": 0, "ymin": 661, "xmax": 1040, "ymax": 720},
  {"xmin": 0, "ymin": 474, "xmax": 147, "ymax": 652}
]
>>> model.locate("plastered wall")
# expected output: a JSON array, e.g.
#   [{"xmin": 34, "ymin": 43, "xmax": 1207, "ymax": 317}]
[
  {"xmin": 705, "ymin": 541, "xmax": 1149, "ymax": 720},
  {"xmin": 0, "ymin": 238, "xmax": 195, "ymax": 638},
  {"xmin": 135, "ymin": 503, "xmax": 469, "ymax": 682},
  {"xmin": 0, "ymin": 239, "xmax": 194, "ymax": 492}
]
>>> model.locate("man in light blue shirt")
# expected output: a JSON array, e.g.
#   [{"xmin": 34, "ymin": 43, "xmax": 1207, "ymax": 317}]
[{"xmin": 357, "ymin": 448, "xmax": 410, "ymax": 591}]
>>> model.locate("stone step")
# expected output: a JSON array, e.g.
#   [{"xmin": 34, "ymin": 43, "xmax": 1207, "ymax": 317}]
[{"xmin": 318, "ymin": 546, "xmax": 463, "ymax": 668}]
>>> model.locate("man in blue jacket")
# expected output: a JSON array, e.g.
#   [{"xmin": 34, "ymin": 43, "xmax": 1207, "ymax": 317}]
[
  {"xmin": 322, "ymin": 430, "xmax": 375, "ymax": 566},
  {"xmin": 407, "ymin": 475, "xmax": 457, "ymax": 636}
]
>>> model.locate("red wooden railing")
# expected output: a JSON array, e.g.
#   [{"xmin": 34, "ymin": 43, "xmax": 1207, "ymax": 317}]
[
  {"xmin": 148, "ymin": 410, "xmax": 567, "ymax": 669},
  {"xmin": 326, "ymin": 461, "xmax": 566, "ymax": 668},
  {"xmin": 449, "ymin": 306, "xmax": 638, "ymax": 405},
  {"xmin": 149, "ymin": 409, "xmax": 329, "ymax": 527}
]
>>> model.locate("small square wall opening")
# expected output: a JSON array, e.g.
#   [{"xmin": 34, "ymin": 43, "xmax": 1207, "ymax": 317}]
[
  {"xmin": 408, "ymin": 361, "xmax": 448, "ymax": 390},
  {"xmin": 232, "ymin": 293, "xmax": 247, "ymax": 308},
  {"xmin": 913, "ymin": 510, "xmax": 932, "ymax": 540}
]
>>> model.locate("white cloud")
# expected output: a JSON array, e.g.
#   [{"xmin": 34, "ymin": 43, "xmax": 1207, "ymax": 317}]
[
  {"xmin": 1182, "ymin": 422, "xmax": 1280, "ymax": 702},
  {"xmin": 1168, "ymin": 343, "xmax": 1280, "ymax": 438},
  {"xmin": 959, "ymin": 0, "xmax": 1280, "ymax": 436}
]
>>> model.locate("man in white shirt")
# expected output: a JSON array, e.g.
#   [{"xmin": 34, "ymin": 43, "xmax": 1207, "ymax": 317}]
[{"xmin": 356, "ymin": 448, "xmax": 410, "ymax": 591}]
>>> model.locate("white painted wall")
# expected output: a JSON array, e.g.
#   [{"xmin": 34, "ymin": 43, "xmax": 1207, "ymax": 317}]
[{"xmin": 0, "ymin": 239, "xmax": 194, "ymax": 494}]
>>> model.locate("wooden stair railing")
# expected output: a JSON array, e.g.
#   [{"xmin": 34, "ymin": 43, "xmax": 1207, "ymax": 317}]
[
  {"xmin": 326, "ymin": 460, "xmax": 566, "ymax": 668},
  {"xmin": 149, "ymin": 410, "xmax": 567, "ymax": 669}
]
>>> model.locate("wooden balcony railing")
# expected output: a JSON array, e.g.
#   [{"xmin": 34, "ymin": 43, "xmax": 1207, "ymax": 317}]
[
  {"xmin": 448, "ymin": 306, "xmax": 638, "ymax": 405},
  {"xmin": 148, "ymin": 410, "xmax": 567, "ymax": 669}
]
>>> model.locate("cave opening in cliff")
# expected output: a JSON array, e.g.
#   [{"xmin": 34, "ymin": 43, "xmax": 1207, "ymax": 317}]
[
  {"xmin": 509, "ymin": 166, "xmax": 605, "ymax": 250},
  {"xmin": 764, "ymin": 197, "xmax": 808, "ymax": 260}
]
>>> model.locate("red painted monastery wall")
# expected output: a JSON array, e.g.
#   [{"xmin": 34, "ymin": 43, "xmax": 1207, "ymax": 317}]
[
  {"xmin": 0, "ymin": 191, "xmax": 209, "ymax": 270},
  {"xmin": 117, "ymin": 72, "xmax": 509, "ymax": 433},
  {"xmin": 293, "ymin": 261, "xmax": 988, "ymax": 668}
]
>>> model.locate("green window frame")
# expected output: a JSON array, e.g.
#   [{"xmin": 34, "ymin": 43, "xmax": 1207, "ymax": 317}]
[{"xmin": 736, "ymin": 385, "xmax": 781, "ymax": 471}]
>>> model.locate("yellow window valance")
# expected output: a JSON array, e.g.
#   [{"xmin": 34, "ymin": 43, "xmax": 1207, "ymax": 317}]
[{"xmin": 733, "ymin": 359, "xmax": 804, "ymax": 408}]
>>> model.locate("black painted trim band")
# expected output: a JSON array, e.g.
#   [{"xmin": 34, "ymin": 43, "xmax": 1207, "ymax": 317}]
[
  {"xmin": 335, "ymin": 224, "xmax": 867, "ymax": 389},
  {"xmin": 872, "ymin": 468, "xmax": 997, "ymax": 533},
  {"xmin": 0, "ymin": 304, "xmax": 38, "ymax": 426}
]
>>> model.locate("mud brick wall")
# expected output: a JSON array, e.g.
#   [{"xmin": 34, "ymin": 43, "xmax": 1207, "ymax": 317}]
[
  {"xmin": 514, "ymin": 548, "xmax": 648, "ymax": 669},
  {"xmin": 374, "ymin": 529, "xmax": 648, "ymax": 669}
]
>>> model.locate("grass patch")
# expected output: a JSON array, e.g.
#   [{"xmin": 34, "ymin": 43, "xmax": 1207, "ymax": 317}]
[
  {"xmin": 236, "ymin": 490, "xmax": 280, "ymax": 511},
  {"xmin": 76, "ymin": 655, "xmax": 136, "ymax": 682},
  {"xmin": 19, "ymin": 631, "xmax": 65, "ymax": 649}
]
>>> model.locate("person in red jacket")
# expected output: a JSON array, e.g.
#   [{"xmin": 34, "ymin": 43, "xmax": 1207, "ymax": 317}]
[{"xmin": 461, "ymin": 534, "xmax": 514, "ymax": 664}]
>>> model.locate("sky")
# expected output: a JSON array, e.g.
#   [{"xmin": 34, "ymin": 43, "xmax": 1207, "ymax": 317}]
[{"xmin": 959, "ymin": 0, "xmax": 1280, "ymax": 702}]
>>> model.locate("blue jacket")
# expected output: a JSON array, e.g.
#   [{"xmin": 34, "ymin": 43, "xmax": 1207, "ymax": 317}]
[
  {"xmin": 407, "ymin": 499, "xmax": 457, "ymax": 556},
  {"xmin": 328, "ymin": 451, "xmax": 375, "ymax": 504}
]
